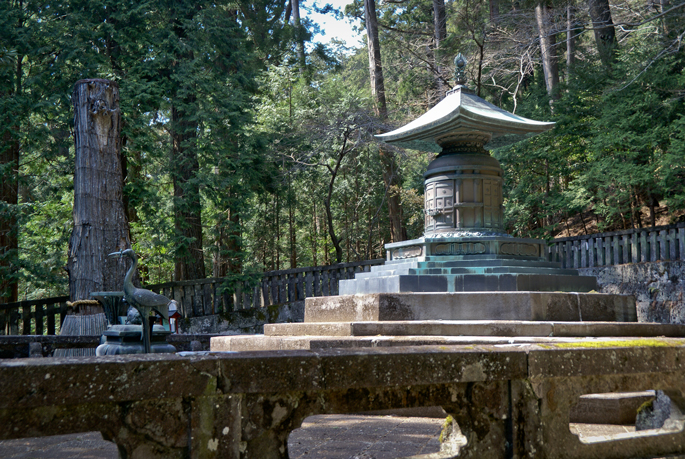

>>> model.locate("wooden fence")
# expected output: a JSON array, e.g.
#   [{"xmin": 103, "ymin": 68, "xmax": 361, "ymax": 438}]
[
  {"xmin": 0, "ymin": 259, "xmax": 384, "ymax": 335},
  {"xmin": 547, "ymin": 222, "xmax": 685, "ymax": 269},
  {"xmin": 0, "ymin": 296, "xmax": 69, "ymax": 336},
  {"xmin": 147, "ymin": 259, "xmax": 385, "ymax": 320},
  {"xmin": 5, "ymin": 222, "xmax": 685, "ymax": 336}
]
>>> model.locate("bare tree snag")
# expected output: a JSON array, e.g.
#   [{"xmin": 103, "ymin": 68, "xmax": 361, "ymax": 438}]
[{"xmin": 68, "ymin": 79, "xmax": 132, "ymax": 308}]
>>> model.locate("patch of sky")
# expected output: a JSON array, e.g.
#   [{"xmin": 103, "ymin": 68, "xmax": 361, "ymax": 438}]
[{"xmin": 306, "ymin": 0, "xmax": 362, "ymax": 49}]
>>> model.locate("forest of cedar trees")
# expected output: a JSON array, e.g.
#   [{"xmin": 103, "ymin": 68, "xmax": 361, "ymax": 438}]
[{"xmin": 1, "ymin": 0, "xmax": 684, "ymax": 302}]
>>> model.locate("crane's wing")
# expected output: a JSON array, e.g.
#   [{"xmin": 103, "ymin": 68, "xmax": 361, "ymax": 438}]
[{"xmin": 134, "ymin": 289, "xmax": 169, "ymax": 306}]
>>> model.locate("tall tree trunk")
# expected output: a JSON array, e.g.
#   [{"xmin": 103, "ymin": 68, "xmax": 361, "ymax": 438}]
[
  {"xmin": 212, "ymin": 192, "xmax": 242, "ymax": 278},
  {"xmin": 0, "ymin": 129, "xmax": 18, "ymax": 307},
  {"xmin": 275, "ymin": 193, "xmax": 280, "ymax": 270},
  {"xmin": 68, "ymin": 79, "xmax": 132, "ymax": 304},
  {"xmin": 536, "ymin": 3, "xmax": 560, "ymax": 99},
  {"xmin": 1, "ymin": 43, "xmax": 22, "ymax": 335},
  {"xmin": 379, "ymin": 153, "xmax": 406, "ymax": 242},
  {"xmin": 490, "ymin": 0, "xmax": 500, "ymax": 23},
  {"xmin": 567, "ymin": 5, "xmax": 576, "ymax": 77},
  {"xmin": 288, "ymin": 178, "xmax": 297, "ymax": 268},
  {"xmin": 123, "ymin": 147, "xmax": 141, "ymax": 224},
  {"xmin": 364, "ymin": 0, "xmax": 406, "ymax": 243},
  {"xmin": 171, "ymin": 101, "xmax": 206, "ymax": 282},
  {"xmin": 586, "ymin": 0, "xmax": 617, "ymax": 68},
  {"xmin": 311, "ymin": 199, "xmax": 318, "ymax": 266},
  {"xmin": 324, "ymin": 135, "xmax": 349, "ymax": 264},
  {"xmin": 658, "ymin": 0, "xmax": 680, "ymax": 40},
  {"xmin": 432, "ymin": 0, "xmax": 447, "ymax": 100},
  {"xmin": 475, "ymin": 38, "xmax": 485, "ymax": 97},
  {"xmin": 292, "ymin": 0, "xmax": 306, "ymax": 72},
  {"xmin": 365, "ymin": 0, "xmax": 387, "ymax": 119},
  {"xmin": 0, "ymin": 54, "xmax": 20, "ymax": 311}
]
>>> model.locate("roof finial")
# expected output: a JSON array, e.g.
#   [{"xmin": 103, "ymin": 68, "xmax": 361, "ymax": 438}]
[{"xmin": 454, "ymin": 53, "xmax": 467, "ymax": 87}]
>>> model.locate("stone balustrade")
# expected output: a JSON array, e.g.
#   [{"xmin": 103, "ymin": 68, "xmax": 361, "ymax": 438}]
[{"xmin": 2, "ymin": 342, "xmax": 685, "ymax": 458}]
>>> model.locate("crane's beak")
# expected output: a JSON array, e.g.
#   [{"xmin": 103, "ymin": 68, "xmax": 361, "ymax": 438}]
[{"xmin": 108, "ymin": 251, "xmax": 122, "ymax": 258}]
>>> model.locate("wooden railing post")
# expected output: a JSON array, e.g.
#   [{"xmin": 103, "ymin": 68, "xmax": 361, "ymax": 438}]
[
  {"xmin": 305, "ymin": 270, "xmax": 313, "ymax": 298},
  {"xmin": 660, "ymin": 229, "xmax": 669, "ymax": 261},
  {"xmin": 563, "ymin": 241, "xmax": 571, "ymax": 269},
  {"xmin": 35, "ymin": 303, "xmax": 43, "ymax": 335},
  {"xmin": 631, "ymin": 232, "xmax": 639, "ymax": 264},
  {"xmin": 650, "ymin": 230, "xmax": 659, "ymax": 262},
  {"xmin": 669, "ymin": 228, "xmax": 678, "ymax": 261},
  {"xmin": 47, "ymin": 303, "xmax": 56, "ymax": 335},
  {"xmin": 314, "ymin": 269, "xmax": 322, "ymax": 296},
  {"xmin": 621, "ymin": 234, "xmax": 629, "ymax": 264}
]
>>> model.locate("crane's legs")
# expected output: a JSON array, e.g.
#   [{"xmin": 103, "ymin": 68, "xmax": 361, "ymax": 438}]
[{"xmin": 137, "ymin": 307, "xmax": 152, "ymax": 353}]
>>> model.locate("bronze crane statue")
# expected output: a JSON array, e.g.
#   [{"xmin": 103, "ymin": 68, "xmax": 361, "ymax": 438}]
[{"xmin": 108, "ymin": 248, "xmax": 172, "ymax": 353}]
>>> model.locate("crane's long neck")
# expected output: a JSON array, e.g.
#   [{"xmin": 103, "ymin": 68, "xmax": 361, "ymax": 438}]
[{"xmin": 124, "ymin": 253, "xmax": 137, "ymax": 297}]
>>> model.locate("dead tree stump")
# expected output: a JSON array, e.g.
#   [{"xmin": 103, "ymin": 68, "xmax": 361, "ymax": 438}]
[{"xmin": 67, "ymin": 79, "xmax": 131, "ymax": 310}]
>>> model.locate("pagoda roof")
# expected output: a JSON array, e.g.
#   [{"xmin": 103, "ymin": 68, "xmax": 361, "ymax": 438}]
[{"xmin": 376, "ymin": 87, "xmax": 555, "ymax": 152}]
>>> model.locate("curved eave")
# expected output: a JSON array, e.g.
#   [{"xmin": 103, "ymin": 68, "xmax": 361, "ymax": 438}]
[{"xmin": 376, "ymin": 89, "xmax": 555, "ymax": 148}]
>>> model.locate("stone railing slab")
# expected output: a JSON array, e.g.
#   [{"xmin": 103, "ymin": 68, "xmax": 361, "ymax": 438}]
[{"xmin": 2, "ymin": 344, "xmax": 685, "ymax": 458}]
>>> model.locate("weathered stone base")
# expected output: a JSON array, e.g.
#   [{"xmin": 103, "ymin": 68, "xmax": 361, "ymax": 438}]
[
  {"xmin": 340, "ymin": 236, "xmax": 597, "ymax": 295},
  {"xmin": 304, "ymin": 292, "xmax": 637, "ymax": 322}
]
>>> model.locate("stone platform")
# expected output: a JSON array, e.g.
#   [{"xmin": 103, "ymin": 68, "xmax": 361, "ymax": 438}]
[
  {"xmin": 304, "ymin": 292, "xmax": 635, "ymax": 322},
  {"xmin": 212, "ymin": 320, "xmax": 685, "ymax": 351},
  {"xmin": 209, "ymin": 291, "xmax": 685, "ymax": 352},
  {"xmin": 339, "ymin": 247, "xmax": 598, "ymax": 295}
]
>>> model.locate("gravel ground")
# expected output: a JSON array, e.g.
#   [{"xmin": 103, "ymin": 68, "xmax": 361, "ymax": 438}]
[{"xmin": 0, "ymin": 414, "xmax": 443, "ymax": 459}]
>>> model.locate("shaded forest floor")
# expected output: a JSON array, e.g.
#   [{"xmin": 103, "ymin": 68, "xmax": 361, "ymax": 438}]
[{"xmin": 552, "ymin": 205, "xmax": 685, "ymax": 238}]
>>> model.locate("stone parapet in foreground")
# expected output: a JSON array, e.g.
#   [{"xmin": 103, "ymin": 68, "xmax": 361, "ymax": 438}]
[{"xmin": 1, "ymin": 342, "xmax": 685, "ymax": 458}]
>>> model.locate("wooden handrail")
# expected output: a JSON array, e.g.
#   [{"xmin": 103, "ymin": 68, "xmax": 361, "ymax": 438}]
[{"xmin": 547, "ymin": 222, "xmax": 685, "ymax": 269}]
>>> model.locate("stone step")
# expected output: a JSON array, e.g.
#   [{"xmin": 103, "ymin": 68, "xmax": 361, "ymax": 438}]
[
  {"xmin": 338, "ymin": 273, "xmax": 597, "ymax": 295},
  {"xmin": 355, "ymin": 266, "xmax": 579, "ymax": 279},
  {"xmin": 421, "ymin": 258, "xmax": 564, "ymax": 268},
  {"xmin": 263, "ymin": 320, "xmax": 685, "ymax": 338},
  {"xmin": 379, "ymin": 257, "xmax": 565, "ymax": 270},
  {"xmin": 570, "ymin": 391, "xmax": 655, "ymax": 425},
  {"xmin": 211, "ymin": 333, "xmax": 685, "ymax": 352},
  {"xmin": 354, "ymin": 269, "xmax": 413, "ymax": 279},
  {"xmin": 370, "ymin": 261, "xmax": 420, "ymax": 272}
]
